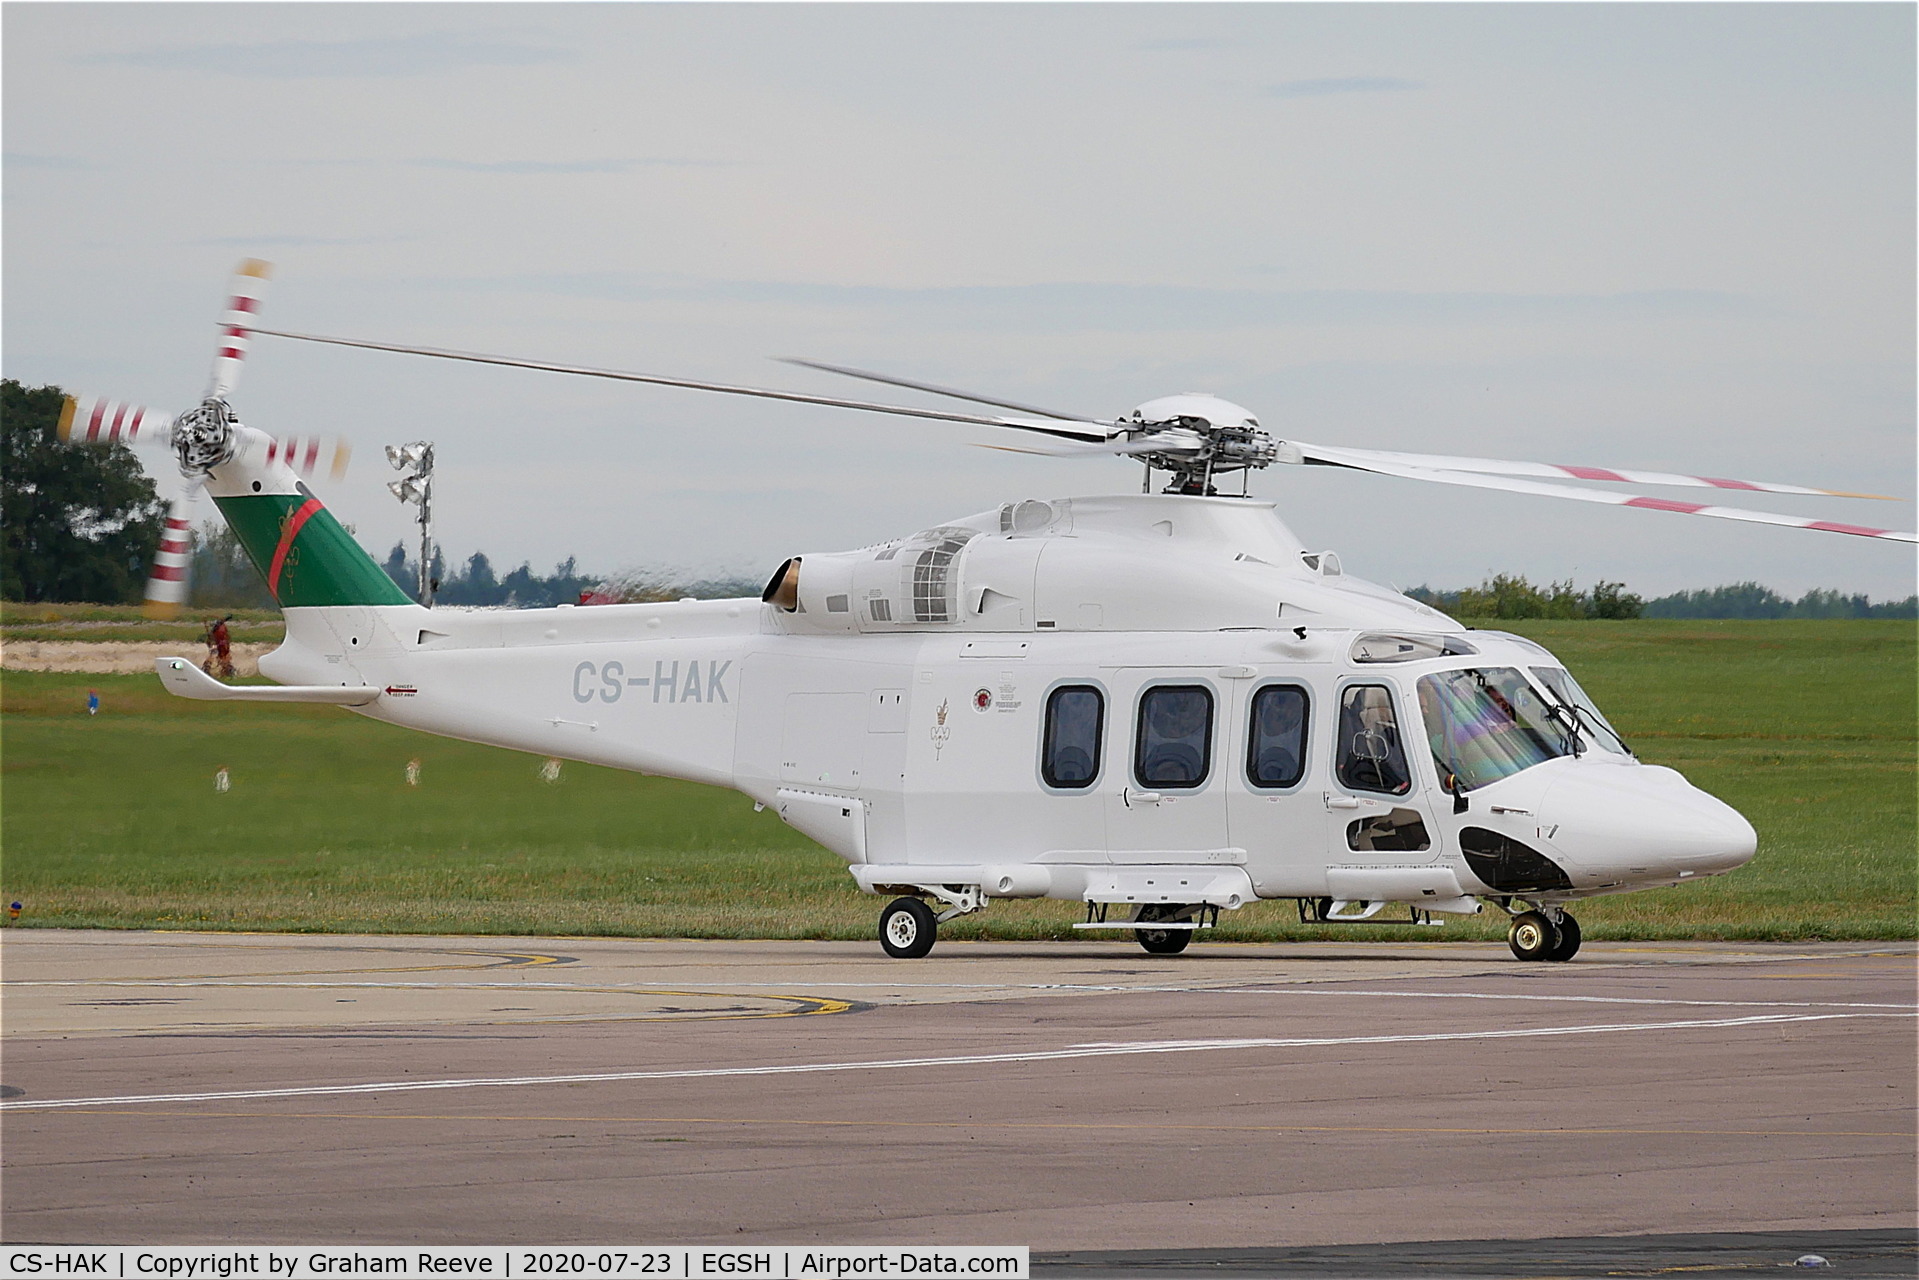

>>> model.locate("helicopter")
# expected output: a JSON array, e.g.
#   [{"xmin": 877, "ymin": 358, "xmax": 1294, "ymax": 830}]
[{"xmin": 65, "ymin": 262, "xmax": 1915, "ymax": 962}]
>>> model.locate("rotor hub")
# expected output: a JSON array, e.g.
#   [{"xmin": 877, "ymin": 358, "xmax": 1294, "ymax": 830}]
[
  {"xmin": 1124, "ymin": 398, "xmax": 1279, "ymax": 495},
  {"xmin": 172, "ymin": 398, "xmax": 238, "ymax": 474}
]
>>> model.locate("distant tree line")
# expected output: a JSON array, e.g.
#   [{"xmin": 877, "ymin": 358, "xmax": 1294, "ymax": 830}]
[
  {"xmin": 1408, "ymin": 575, "xmax": 1916, "ymax": 621},
  {"xmin": 1640, "ymin": 581, "xmax": 1917, "ymax": 620},
  {"xmin": 1406, "ymin": 576, "xmax": 1645, "ymax": 620},
  {"xmin": 376, "ymin": 545, "xmax": 763, "ymax": 607}
]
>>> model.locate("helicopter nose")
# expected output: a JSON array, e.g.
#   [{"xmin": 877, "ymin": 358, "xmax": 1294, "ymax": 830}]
[{"xmin": 1541, "ymin": 764, "xmax": 1757, "ymax": 880}]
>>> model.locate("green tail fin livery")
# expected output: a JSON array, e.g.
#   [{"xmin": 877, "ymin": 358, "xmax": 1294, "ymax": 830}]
[{"xmin": 215, "ymin": 493, "xmax": 412, "ymax": 608}]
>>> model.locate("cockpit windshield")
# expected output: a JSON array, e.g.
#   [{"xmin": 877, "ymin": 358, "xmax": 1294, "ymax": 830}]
[
  {"xmin": 1531, "ymin": 666, "xmax": 1633, "ymax": 756},
  {"xmin": 1416, "ymin": 667, "xmax": 1570, "ymax": 791}
]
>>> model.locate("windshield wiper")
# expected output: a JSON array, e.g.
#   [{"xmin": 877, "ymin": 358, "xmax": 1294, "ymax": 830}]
[{"xmin": 1544, "ymin": 701, "xmax": 1586, "ymax": 758}]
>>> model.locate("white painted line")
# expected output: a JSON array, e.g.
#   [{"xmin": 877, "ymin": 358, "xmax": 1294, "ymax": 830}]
[
  {"xmin": 1215, "ymin": 987, "xmax": 1919, "ymax": 1011},
  {"xmin": 2, "ymin": 1012, "xmax": 1899, "ymax": 1112},
  {"xmin": 10, "ymin": 979, "xmax": 1908, "ymax": 1012}
]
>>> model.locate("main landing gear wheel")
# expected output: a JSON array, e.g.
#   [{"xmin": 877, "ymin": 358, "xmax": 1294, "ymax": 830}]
[
  {"xmin": 1507, "ymin": 910, "xmax": 1559, "ymax": 962},
  {"xmin": 1545, "ymin": 912, "xmax": 1582, "ymax": 961},
  {"xmin": 1135, "ymin": 904, "xmax": 1192, "ymax": 956},
  {"xmin": 879, "ymin": 896, "xmax": 937, "ymax": 959}
]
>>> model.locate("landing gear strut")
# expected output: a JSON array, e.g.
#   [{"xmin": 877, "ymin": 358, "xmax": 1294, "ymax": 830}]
[{"xmin": 1506, "ymin": 908, "xmax": 1581, "ymax": 962}]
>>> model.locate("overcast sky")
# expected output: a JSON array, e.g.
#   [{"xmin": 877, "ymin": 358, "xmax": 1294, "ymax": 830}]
[{"xmin": 5, "ymin": 3, "xmax": 1914, "ymax": 599}]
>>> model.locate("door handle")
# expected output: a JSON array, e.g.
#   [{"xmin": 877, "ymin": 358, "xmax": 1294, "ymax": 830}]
[
  {"xmin": 1123, "ymin": 789, "xmax": 1164, "ymax": 808},
  {"xmin": 1324, "ymin": 793, "xmax": 1362, "ymax": 810}
]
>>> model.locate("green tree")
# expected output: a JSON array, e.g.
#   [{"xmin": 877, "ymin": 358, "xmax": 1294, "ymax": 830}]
[
  {"xmin": 189, "ymin": 520, "xmax": 276, "ymax": 609},
  {"xmin": 1587, "ymin": 580, "xmax": 1644, "ymax": 619},
  {"xmin": 1, "ymin": 379, "xmax": 168, "ymax": 603}
]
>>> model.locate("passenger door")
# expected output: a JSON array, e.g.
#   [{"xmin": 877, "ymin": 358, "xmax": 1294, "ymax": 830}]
[
  {"xmin": 1103, "ymin": 676, "xmax": 1232, "ymax": 864},
  {"xmin": 1225, "ymin": 679, "xmax": 1329, "ymax": 899}
]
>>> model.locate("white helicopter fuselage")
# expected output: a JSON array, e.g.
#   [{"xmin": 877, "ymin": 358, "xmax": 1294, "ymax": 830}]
[{"xmin": 220, "ymin": 490, "xmax": 1756, "ymax": 939}]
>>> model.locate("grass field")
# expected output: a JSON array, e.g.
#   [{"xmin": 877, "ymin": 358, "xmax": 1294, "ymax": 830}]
[
  {"xmin": 1, "ymin": 619, "xmax": 1912, "ymax": 941},
  {"xmin": 2, "ymin": 602, "xmax": 285, "ymax": 645}
]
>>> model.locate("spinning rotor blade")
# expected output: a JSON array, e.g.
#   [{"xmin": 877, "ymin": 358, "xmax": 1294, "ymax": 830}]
[
  {"xmin": 263, "ymin": 434, "xmax": 352, "ymax": 481},
  {"xmin": 1300, "ymin": 443, "xmax": 1896, "ymax": 501},
  {"xmin": 61, "ymin": 395, "xmax": 348, "ymax": 480},
  {"xmin": 1295, "ymin": 443, "xmax": 1916, "ymax": 543},
  {"xmin": 58, "ymin": 395, "xmax": 175, "ymax": 448},
  {"xmin": 779, "ymin": 358, "xmax": 1097, "ymax": 422},
  {"xmin": 207, "ymin": 259, "xmax": 272, "ymax": 400},
  {"xmin": 972, "ymin": 433, "xmax": 1186, "ymax": 459},
  {"xmin": 143, "ymin": 478, "xmax": 202, "ymax": 619},
  {"xmin": 251, "ymin": 328, "xmax": 1119, "ymax": 444}
]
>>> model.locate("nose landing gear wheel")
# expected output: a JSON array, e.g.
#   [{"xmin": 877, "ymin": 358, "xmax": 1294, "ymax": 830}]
[
  {"xmin": 1507, "ymin": 910, "xmax": 1559, "ymax": 961},
  {"xmin": 1135, "ymin": 904, "xmax": 1192, "ymax": 956},
  {"xmin": 1545, "ymin": 912, "xmax": 1581, "ymax": 961},
  {"xmin": 879, "ymin": 896, "xmax": 937, "ymax": 959}
]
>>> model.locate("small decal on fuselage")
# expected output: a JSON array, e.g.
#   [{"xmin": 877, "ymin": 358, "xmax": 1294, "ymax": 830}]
[{"xmin": 571, "ymin": 659, "xmax": 731, "ymax": 705}]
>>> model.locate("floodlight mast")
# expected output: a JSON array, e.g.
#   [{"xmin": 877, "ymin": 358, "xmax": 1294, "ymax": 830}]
[{"xmin": 384, "ymin": 442, "xmax": 435, "ymax": 607}]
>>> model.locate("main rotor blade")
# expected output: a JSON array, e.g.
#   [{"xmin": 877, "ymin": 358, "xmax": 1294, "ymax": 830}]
[
  {"xmin": 971, "ymin": 433, "xmax": 1186, "ymax": 459},
  {"xmin": 779, "ymin": 358, "xmax": 1096, "ymax": 422},
  {"xmin": 1302, "ymin": 442, "xmax": 1897, "ymax": 501},
  {"xmin": 1294, "ymin": 443, "xmax": 1916, "ymax": 543},
  {"xmin": 252, "ymin": 328, "xmax": 1118, "ymax": 444},
  {"xmin": 207, "ymin": 259, "xmax": 272, "ymax": 400}
]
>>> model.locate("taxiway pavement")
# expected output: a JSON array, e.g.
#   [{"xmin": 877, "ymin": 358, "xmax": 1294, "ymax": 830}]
[{"xmin": 3, "ymin": 932, "xmax": 1913, "ymax": 1254}]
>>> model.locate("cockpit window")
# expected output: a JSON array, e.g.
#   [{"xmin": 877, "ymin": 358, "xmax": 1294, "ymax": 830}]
[
  {"xmin": 1531, "ymin": 666, "xmax": 1633, "ymax": 756},
  {"xmin": 1417, "ymin": 667, "xmax": 1569, "ymax": 792},
  {"xmin": 1335, "ymin": 684, "xmax": 1412, "ymax": 796}
]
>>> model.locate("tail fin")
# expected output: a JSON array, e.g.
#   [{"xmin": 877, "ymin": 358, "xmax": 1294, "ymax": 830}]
[
  {"xmin": 214, "ymin": 489, "xmax": 413, "ymax": 609},
  {"xmin": 205, "ymin": 429, "xmax": 412, "ymax": 609}
]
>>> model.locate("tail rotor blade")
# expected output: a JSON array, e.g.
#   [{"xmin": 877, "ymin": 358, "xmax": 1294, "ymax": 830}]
[
  {"xmin": 58, "ymin": 395, "xmax": 175, "ymax": 448},
  {"xmin": 143, "ymin": 480, "xmax": 203, "ymax": 619},
  {"xmin": 263, "ymin": 434, "xmax": 352, "ymax": 481},
  {"xmin": 206, "ymin": 259, "xmax": 272, "ymax": 400}
]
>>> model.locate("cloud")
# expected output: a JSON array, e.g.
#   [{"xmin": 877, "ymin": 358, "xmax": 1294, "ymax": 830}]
[
  {"xmin": 80, "ymin": 33, "xmax": 574, "ymax": 78},
  {"xmin": 419, "ymin": 275, "xmax": 1759, "ymax": 331},
  {"xmin": 189, "ymin": 234, "xmax": 420, "ymax": 248},
  {"xmin": 1268, "ymin": 76, "xmax": 1424, "ymax": 99},
  {"xmin": 404, "ymin": 158, "xmax": 710, "ymax": 175},
  {"xmin": 4, "ymin": 152, "xmax": 96, "ymax": 170},
  {"xmin": 1135, "ymin": 38, "xmax": 1231, "ymax": 52}
]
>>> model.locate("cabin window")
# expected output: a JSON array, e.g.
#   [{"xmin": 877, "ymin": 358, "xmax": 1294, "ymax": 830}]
[
  {"xmin": 1246, "ymin": 684, "xmax": 1309, "ymax": 789},
  {"xmin": 1041, "ymin": 685, "xmax": 1104, "ymax": 789},
  {"xmin": 1335, "ymin": 684, "xmax": 1411, "ymax": 796},
  {"xmin": 1135, "ymin": 685, "xmax": 1213, "ymax": 790}
]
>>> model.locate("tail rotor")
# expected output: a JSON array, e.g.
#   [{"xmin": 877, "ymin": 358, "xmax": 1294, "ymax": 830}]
[{"xmin": 56, "ymin": 259, "xmax": 353, "ymax": 612}]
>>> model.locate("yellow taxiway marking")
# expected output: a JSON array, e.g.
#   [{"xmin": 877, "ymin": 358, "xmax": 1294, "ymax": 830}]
[
  {"xmin": 23, "ymin": 1110, "xmax": 1908, "ymax": 1141},
  {"xmin": 15, "ymin": 949, "xmax": 579, "ymax": 985}
]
